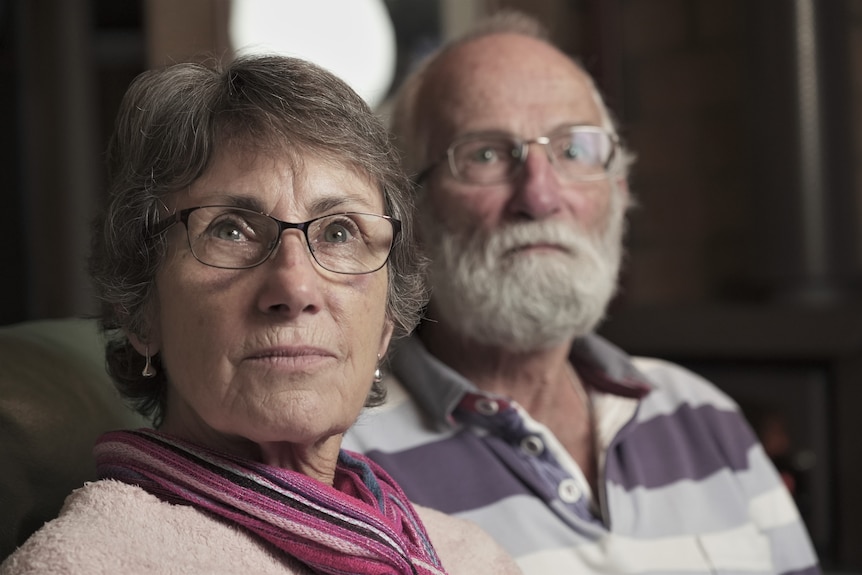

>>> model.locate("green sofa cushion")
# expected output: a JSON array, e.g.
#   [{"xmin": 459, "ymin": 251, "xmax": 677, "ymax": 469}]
[{"xmin": 0, "ymin": 318, "xmax": 148, "ymax": 559}]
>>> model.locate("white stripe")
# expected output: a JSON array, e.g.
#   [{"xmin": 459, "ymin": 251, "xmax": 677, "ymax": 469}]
[
  {"xmin": 631, "ymin": 356, "xmax": 738, "ymax": 418},
  {"xmin": 346, "ymin": 375, "xmax": 458, "ymax": 453},
  {"xmin": 515, "ymin": 524, "xmax": 773, "ymax": 574},
  {"xmin": 699, "ymin": 523, "xmax": 773, "ymax": 571},
  {"xmin": 749, "ymin": 484, "xmax": 801, "ymax": 530}
]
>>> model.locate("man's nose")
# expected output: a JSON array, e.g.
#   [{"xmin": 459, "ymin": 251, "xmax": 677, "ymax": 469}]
[{"xmin": 506, "ymin": 141, "xmax": 564, "ymax": 220}]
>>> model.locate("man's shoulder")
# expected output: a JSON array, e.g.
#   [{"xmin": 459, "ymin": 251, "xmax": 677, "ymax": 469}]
[
  {"xmin": 345, "ymin": 372, "xmax": 455, "ymax": 454},
  {"xmin": 628, "ymin": 355, "xmax": 739, "ymax": 412}
]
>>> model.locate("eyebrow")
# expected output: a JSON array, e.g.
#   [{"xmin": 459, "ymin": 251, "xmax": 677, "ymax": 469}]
[
  {"xmin": 456, "ymin": 124, "xmax": 604, "ymax": 141},
  {"xmin": 307, "ymin": 193, "xmax": 380, "ymax": 215},
  {"xmin": 232, "ymin": 195, "xmax": 267, "ymax": 212},
  {"xmin": 202, "ymin": 192, "xmax": 381, "ymax": 217},
  {"xmin": 453, "ymin": 129, "xmax": 516, "ymax": 141},
  {"xmin": 196, "ymin": 195, "xmax": 266, "ymax": 213}
]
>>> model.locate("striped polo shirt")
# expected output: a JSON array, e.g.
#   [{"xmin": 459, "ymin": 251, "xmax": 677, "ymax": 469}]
[{"xmin": 343, "ymin": 334, "xmax": 821, "ymax": 574}]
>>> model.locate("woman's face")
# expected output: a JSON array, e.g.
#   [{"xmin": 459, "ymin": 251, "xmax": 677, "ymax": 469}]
[{"xmin": 137, "ymin": 147, "xmax": 394, "ymax": 463}]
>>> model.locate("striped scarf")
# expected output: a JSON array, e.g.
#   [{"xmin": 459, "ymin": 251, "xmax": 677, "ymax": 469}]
[{"xmin": 95, "ymin": 429, "xmax": 447, "ymax": 575}]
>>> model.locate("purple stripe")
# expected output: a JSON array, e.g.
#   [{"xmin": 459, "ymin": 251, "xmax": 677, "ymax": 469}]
[
  {"xmin": 606, "ymin": 403, "xmax": 759, "ymax": 490},
  {"xmin": 365, "ymin": 431, "xmax": 532, "ymax": 514}
]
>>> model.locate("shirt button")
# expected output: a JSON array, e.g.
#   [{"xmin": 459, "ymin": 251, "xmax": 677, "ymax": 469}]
[
  {"xmin": 558, "ymin": 478, "xmax": 582, "ymax": 503},
  {"xmin": 475, "ymin": 398, "xmax": 499, "ymax": 415},
  {"xmin": 520, "ymin": 435, "xmax": 544, "ymax": 456}
]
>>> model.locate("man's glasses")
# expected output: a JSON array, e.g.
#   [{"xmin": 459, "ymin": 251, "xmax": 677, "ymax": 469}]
[
  {"xmin": 417, "ymin": 125, "xmax": 618, "ymax": 185},
  {"xmin": 156, "ymin": 206, "xmax": 400, "ymax": 274}
]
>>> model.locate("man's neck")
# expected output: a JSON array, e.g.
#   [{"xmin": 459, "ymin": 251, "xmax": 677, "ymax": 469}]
[
  {"xmin": 418, "ymin": 315, "xmax": 598, "ymax": 491},
  {"xmin": 417, "ymin": 315, "xmax": 576, "ymax": 405}
]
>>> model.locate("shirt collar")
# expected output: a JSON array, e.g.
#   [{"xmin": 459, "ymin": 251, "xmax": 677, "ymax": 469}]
[
  {"xmin": 569, "ymin": 335, "xmax": 653, "ymax": 398},
  {"xmin": 388, "ymin": 335, "xmax": 474, "ymax": 430},
  {"xmin": 388, "ymin": 332, "xmax": 653, "ymax": 429}
]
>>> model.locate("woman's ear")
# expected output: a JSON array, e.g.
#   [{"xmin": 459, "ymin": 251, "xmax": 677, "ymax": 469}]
[
  {"xmin": 126, "ymin": 314, "xmax": 162, "ymax": 357},
  {"xmin": 377, "ymin": 319, "xmax": 395, "ymax": 359},
  {"xmin": 127, "ymin": 332, "xmax": 159, "ymax": 356}
]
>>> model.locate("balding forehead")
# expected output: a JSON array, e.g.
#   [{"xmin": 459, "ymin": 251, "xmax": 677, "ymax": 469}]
[{"xmin": 416, "ymin": 33, "xmax": 603, "ymax": 139}]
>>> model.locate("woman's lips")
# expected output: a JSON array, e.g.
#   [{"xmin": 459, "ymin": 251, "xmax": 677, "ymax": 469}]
[{"xmin": 243, "ymin": 346, "xmax": 336, "ymax": 369}]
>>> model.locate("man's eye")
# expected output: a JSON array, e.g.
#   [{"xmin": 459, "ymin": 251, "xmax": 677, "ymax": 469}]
[
  {"xmin": 471, "ymin": 146, "xmax": 500, "ymax": 163},
  {"xmin": 554, "ymin": 133, "xmax": 604, "ymax": 165},
  {"xmin": 562, "ymin": 144, "xmax": 586, "ymax": 160}
]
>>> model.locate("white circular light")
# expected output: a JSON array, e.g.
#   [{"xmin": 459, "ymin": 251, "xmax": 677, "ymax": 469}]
[{"xmin": 229, "ymin": 0, "xmax": 397, "ymax": 108}]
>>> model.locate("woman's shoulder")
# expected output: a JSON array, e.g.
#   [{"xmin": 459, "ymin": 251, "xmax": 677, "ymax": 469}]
[
  {"xmin": 0, "ymin": 480, "xmax": 308, "ymax": 575},
  {"xmin": 414, "ymin": 504, "xmax": 522, "ymax": 575},
  {"xmin": 1, "ymin": 481, "xmax": 159, "ymax": 574}
]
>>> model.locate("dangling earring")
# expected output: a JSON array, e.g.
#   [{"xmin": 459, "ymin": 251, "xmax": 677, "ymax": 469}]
[
  {"xmin": 142, "ymin": 345, "xmax": 157, "ymax": 378},
  {"xmin": 373, "ymin": 354, "xmax": 383, "ymax": 384}
]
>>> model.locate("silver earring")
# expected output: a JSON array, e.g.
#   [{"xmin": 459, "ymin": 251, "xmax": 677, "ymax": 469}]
[
  {"xmin": 142, "ymin": 345, "xmax": 157, "ymax": 378},
  {"xmin": 373, "ymin": 353, "xmax": 383, "ymax": 383}
]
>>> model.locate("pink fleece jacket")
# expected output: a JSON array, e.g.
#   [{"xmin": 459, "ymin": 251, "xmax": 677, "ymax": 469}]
[{"xmin": 0, "ymin": 480, "xmax": 521, "ymax": 575}]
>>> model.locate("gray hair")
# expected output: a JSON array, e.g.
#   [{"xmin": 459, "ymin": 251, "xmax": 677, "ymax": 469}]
[
  {"xmin": 89, "ymin": 55, "xmax": 427, "ymax": 425},
  {"xmin": 390, "ymin": 9, "xmax": 635, "ymax": 180}
]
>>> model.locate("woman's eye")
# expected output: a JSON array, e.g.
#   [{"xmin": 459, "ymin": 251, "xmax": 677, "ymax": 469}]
[
  {"xmin": 208, "ymin": 217, "xmax": 255, "ymax": 242},
  {"xmin": 322, "ymin": 221, "xmax": 356, "ymax": 243}
]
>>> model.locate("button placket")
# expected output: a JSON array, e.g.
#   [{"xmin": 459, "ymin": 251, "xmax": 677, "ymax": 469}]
[
  {"xmin": 520, "ymin": 435, "xmax": 545, "ymax": 456},
  {"xmin": 558, "ymin": 478, "xmax": 582, "ymax": 503},
  {"xmin": 474, "ymin": 398, "xmax": 500, "ymax": 416}
]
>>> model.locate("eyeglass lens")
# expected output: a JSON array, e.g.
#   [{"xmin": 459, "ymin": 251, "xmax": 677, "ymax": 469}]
[
  {"xmin": 450, "ymin": 127, "xmax": 614, "ymax": 184},
  {"xmin": 184, "ymin": 206, "xmax": 395, "ymax": 274}
]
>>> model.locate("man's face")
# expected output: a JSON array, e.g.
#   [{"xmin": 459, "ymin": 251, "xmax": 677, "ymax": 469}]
[
  {"xmin": 415, "ymin": 33, "xmax": 629, "ymax": 349},
  {"xmin": 417, "ymin": 32, "xmax": 621, "ymax": 238}
]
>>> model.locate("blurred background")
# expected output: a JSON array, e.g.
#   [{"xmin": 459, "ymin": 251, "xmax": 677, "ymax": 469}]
[{"xmin": 1, "ymin": 0, "xmax": 861, "ymax": 571}]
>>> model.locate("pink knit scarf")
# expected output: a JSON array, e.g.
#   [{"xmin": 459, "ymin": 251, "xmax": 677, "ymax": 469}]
[{"xmin": 95, "ymin": 429, "xmax": 447, "ymax": 575}]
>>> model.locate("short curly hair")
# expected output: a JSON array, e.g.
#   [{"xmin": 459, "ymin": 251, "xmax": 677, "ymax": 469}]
[{"xmin": 89, "ymin": 55, "xmax": 427, "ymax": 426}]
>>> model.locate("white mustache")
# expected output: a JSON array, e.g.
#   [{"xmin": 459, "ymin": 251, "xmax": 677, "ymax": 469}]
[{"xmin": 485, "ymin": 221, "xmax": 590, "ymax": 258}]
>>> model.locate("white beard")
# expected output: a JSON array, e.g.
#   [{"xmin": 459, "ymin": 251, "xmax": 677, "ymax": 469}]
[{"xmin": 421, "ymin": 191, "xmax": 627, "ymax": 352}]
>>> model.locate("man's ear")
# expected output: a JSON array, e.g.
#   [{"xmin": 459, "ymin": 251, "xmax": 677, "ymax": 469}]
[{"xmin": 614, "ymin": 175, "xmax": 630, "ymax": 201}]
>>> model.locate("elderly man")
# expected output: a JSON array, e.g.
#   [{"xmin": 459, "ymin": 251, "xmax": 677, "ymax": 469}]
[{"xmin": 344, "ymin": 11, "xmax": 820, "ymax": 575}]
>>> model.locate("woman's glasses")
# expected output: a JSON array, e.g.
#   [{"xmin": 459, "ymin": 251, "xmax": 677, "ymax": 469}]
[{"xmin": 156, "ymin": 206, "xmax": 400, "ymax": 275}]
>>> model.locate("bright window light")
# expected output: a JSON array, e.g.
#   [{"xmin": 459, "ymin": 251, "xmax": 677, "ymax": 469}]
[{"xmin": 229, "ymin": 0, "xmax": 397, "ymax": 108}]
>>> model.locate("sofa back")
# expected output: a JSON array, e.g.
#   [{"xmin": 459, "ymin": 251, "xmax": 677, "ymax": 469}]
[{"xmin": 0, "ymin": 318, "xmax": 148, "ymax": 559}]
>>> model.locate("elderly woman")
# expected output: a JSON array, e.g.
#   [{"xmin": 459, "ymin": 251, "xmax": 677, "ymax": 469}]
[{"xmin": 0, "ymin": 56, "xmax": 519, "ymax": 575}]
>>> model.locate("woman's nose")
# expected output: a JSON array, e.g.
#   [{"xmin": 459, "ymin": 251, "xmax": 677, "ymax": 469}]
[{"xmin": 256, "ymin": 232, "xmax": 324, "ymax": 317}]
